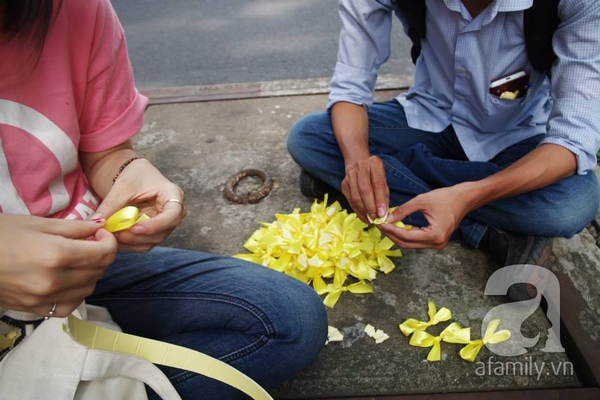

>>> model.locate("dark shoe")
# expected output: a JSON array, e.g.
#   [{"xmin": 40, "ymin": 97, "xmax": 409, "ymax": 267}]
[
  {"xmin": 299, "ymin": 169, "xmax": 350, "ymax": 209},
  {"xmin": 299, "ymin": 168, "xmax": 332, "ymax": 199},
  {"xmin": 479, "ymin": 227, "xmax": 553, "ymax": 302}
]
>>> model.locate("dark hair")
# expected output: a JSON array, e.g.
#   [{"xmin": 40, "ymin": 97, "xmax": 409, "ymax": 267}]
[{"xmin": 0, "ymin": 0, "xmax": 62, "ymax": 60}]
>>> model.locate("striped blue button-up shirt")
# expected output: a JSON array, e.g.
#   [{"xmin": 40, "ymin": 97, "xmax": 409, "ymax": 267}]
[{"xmin": 328, "ymin": 0, "xmax": 600, "ymax": 174}]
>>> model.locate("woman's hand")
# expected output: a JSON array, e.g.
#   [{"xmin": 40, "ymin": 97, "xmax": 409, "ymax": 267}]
[
  {"xmin": 81, "ymin": 141, "xmax": 186, "ymax": 253},
  {"xmin": 91, "ymin": 158, "xmax": 186, "ymax": 253},
  {"xmin": 0, "ymin": 214, "xmax": 117, "ymax": 317}
]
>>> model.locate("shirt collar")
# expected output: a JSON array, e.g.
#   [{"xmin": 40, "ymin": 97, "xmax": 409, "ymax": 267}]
[
  {"xmin": 443, "ymin": 0, "xmax": 533, "ymax": 24},
  {"xmin": 495, "ymin": 0, "xmax": 534, "ymax": 12}
]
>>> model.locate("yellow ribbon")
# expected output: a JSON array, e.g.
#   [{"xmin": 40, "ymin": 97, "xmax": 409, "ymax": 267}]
[
  {"xmin": 399, "ymin": 301, "xmax": 452, "ymax": 336},
  {"xmin": 459, "ymin": 319, "xmax": 511, "ymax": 362},
  {"xmin": 234, "ymin": 195, "xmax": 405, "ymax": 307},
  {"xmin": 323, "ymin": 281, "xmax": 373, "ymax": 308},
  {"xmin": 408, "ymin": 322, "xmax": 471, "ymax": 361},
  {"xmin": 0, "ymin": 208, "xmax": 270, "ymax": 398},
  {"xmin": 0, "ymin": 331, "xmax": 17, "ymax": 353},
  {"xmin": 64, "ymin": 315, "xmax": 272, "ymax": 400},
  {"xmin": 81, "ymin": 207, "xmax": 272, "ymax": 397},
  {"xmin": 367, "ymin": 206, "xmax": 412, "ymax": 230},
  {"xmin": 103, "ymin": 206, "xmax": 150, "ymax": 232}
]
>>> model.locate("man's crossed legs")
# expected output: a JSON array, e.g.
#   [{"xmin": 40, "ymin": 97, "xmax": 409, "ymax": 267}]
[{"xmin": 287, "ymin": 100, "xmax": 599, "ymax": 300}]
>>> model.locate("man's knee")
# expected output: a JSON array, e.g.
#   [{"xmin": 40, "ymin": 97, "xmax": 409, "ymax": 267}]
[
  {"xmin": 538, "ymin": 174, "xmax": 599, "ymax": 237},
  {"xmin": 286, "ymin": 117, "xmax": 308, "ymax": 158},
  {"xmin": 287, "ymin": 111, "xmax": 333, "ymax": 163}
]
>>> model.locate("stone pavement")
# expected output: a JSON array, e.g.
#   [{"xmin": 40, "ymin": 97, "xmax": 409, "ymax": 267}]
[{"xmin": 135, "ymin": 80, "xmax": 600, "ymax": 399}]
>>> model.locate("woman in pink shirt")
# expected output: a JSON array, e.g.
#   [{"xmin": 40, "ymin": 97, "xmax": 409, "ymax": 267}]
[{"xmin": 0, "ymin": 1, "xmax": 327, "ymax": 398}]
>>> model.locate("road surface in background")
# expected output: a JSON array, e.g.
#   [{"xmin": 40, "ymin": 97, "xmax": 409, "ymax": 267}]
[{"xmin": 112, "ymin": 0, "xmax": 413, "ymax": 90}]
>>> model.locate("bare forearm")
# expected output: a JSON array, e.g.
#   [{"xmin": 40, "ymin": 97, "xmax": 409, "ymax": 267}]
[
  {"xmin": 331, "ymin": 102, "xmax": 371, "ymax": 168},
  {"xmin": 457, "ymin": 144, "xmax": 577, "ymax": 211},
  {"xmin": 79, "ymin": 140, "xmax": 142, "ymax": 198}
]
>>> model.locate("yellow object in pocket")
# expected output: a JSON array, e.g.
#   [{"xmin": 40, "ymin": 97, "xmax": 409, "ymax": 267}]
[{"xmin": 499, "ymin": 90, "xmax": 519, "ymax": 100}]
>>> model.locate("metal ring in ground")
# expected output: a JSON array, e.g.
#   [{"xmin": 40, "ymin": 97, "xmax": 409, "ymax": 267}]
[{"xmin": 224, "ymin": 169, "xmax": 273, "ymax": 204}]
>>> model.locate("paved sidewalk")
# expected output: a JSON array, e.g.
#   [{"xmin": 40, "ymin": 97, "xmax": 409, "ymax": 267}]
[{"xmin": 135, "ymin": 81, "xmax": 600, "ymax": 399}]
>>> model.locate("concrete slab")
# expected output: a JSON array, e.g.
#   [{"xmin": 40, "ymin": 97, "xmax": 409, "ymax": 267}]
[{"xmin": 134, "ymin": 90, "xmax": 599, "ymax": 398}]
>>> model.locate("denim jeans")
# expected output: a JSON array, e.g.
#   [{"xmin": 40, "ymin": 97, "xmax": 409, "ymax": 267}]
[
  {"xmin": 287, "ymin": 100, "xmax": 599, "ymax": 248},
  {"xmin": 87, "ymin": 247, "xmax": 328, "ymax": 400}
]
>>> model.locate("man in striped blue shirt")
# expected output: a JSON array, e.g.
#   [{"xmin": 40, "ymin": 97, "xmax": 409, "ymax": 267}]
[{"xmin": 287, "ymin": 0, "xmax": 600, "ymax": 300}]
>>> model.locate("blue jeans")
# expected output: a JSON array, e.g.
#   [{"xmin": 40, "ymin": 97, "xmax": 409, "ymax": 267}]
[
  {"xmin": 287, "ymin": 100, "xmax": 599, "ymax": 248},
  {"xmin": 87, "ymin": 247, "xmax": 328, "ymax": 400}
]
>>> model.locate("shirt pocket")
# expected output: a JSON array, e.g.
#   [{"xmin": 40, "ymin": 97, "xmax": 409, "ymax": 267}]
[{"xmin": 481, "ymin": 88, "xmax": 533, "ymax": 133}]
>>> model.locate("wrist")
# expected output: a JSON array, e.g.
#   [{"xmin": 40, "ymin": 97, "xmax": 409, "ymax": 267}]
[
  {"xmin": 344, "ymin": 152, "xmax": 372, "ymax": 172},
  {"xmin": 454, "ymin": 181, "xmax": 488, "ymax": 212},
  {"xmin": 112, "ymin": 157, "xmax": 144, "ymax": 185}
]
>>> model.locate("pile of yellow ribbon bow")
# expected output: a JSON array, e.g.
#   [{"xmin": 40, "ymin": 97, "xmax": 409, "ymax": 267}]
[
  {"xmin": 399, "ymin": 301, "xmax": 511, "ymax": 362},
  {"xmin": 234, "ymin": 195, "xmax": 409, "ymax": 307}
]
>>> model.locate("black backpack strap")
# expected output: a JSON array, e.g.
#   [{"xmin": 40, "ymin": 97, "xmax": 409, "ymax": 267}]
[
  {"xmin": 395, "ymin": 0, "xmax": 559, "ymax": 72},
  {"xmin": 524, "ymin": 0, "xmax": 560, "ymax": 72},
  {"xmin": 394, "ymin": 0, "xmax": 427, "ymax": 64}
]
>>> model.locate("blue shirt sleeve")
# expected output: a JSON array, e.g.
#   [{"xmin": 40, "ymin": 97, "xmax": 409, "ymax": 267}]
[
  {"xmin": 541, "ymin": 0, "xmax": 600, "ymax": 174},
  {"xmin": 327, "ymin": 0, "xmax": 396, "ymax": 110}
]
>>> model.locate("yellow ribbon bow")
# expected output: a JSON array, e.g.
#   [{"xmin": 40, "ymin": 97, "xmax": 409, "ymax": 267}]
[
  {"xmin": 459, "ymin": 319, "xmax": 511, "ymax": 362},
  {"xmin": 399, "ymin": 301, "xmax": 452, "ymax": 336},
  {"xmin": 367, "ymin": 206, "xmax": 412, "ymax": 230},
  {"xmin": 234, "ymin": 195, "xmax": 405, "ymax": 308},
  {"xmin": 323, "ymin": 281, "xmax": 373, "ymax": 308},
  {"xmin": 408, "ymin": 322, "xmax": 471, "ymax": 361},
  {"xmin": 103, "ymin": 206, "xmax": 149, "ymax": 233}
]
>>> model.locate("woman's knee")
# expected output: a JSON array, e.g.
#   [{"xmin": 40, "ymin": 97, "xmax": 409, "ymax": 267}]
[
  {"xmin": 275, "ymin": 277, "xmax": 328, "ymax": 346},
  {"xmin": 260, "ymin": 276, "xmax": 327, "ymax": 382}
]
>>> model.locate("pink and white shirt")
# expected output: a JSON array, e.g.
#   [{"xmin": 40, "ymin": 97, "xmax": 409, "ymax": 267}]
[{"xmin": 0, "ymin": 0, "xmax": 148, "ymax": 220}]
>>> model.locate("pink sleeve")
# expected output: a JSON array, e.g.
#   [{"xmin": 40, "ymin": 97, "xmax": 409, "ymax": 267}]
[{"xmin": 76, "ymin": 0, "xmax": 149, "ymax": 153}]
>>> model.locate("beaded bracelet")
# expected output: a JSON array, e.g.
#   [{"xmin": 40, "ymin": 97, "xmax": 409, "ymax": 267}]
[{"xmin": 112, "ymin": 157, "xmax": 142, "ymax": 184}]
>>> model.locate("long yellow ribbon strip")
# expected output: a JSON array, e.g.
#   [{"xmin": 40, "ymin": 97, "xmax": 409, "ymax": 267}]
[
  {"xmin": 63, "ymin": 315, "xmax": 272, "ymax": 400},
  {"xmin": 85, "ymin": 207, "xmax": 272, "ymax": 398}
]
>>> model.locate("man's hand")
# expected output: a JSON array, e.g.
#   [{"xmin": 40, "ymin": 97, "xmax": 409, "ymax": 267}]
[
  {"xmin": 0, "ymin": 214, "xmax": 117, "ymax": 317},
  {"xmin": 331, "ymin": 102, "xmax": 390, "ymax": 223},
  {"xmin": 342, "ymin": 155, "xmax": 390, "ymax": 224},
  {"xmin": 378, "ymin": 185, "xmax": 472, "ymax": 249},
  {"xmin": 378, "ymin": 143, "xmax": 577, "ymax": 250}
]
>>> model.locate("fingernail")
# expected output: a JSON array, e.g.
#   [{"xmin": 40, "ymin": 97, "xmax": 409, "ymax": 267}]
[
  {"xmin": 369, "ymin": 213, "xmax": 377, "ymax": 220},
  {"xmin": 90, "ymin": 213, "xmax": 102, "ymax": 221},
  {"xmin": 377, "ymin": 207, "xmax": 386, "ymax": 217}
]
